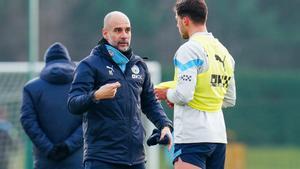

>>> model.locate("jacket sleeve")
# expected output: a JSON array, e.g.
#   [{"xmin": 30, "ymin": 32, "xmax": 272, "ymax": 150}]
[
  {"xmin": 140, "ymin": 62, "xmax": 173, "ymax": 131},
  {"xmin": 65, "ymin": 124, "xmax": 83, "ymax": 153},
  {"xmin": 20, "ymin": 87, "xmax": 54, "ymax": 155},
  {"xmin": 68, "ymin": 62, "xmax": 96, "ymax": 115}
]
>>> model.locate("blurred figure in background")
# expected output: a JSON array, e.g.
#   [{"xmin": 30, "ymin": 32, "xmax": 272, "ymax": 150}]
[
  {"xmin": 155, "ymin": 0, "xmax": 236, "ymax": 169},
  {"xmin": 68, "ymin": 11, "xmax": 173, "ymax": 169},
  {"xmin": 20, "ymin": 42, "xmax": 83, "ymax": 169},
  {"xmin": 0, "ymin": 108, "xmax": 13, "ymax": 169}
]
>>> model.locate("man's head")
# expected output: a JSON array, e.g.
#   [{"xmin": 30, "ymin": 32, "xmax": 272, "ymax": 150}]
[
  {"xmin": 44, "ymin": 42, "xmax": 71, "ymax": 64},
  {"xmin": 102, "ymin": 11, "xmax": 131, "ymax": 52},
  {"xmin": 174, "ymin": 0, "xmax": 208, "ymax": 39}
]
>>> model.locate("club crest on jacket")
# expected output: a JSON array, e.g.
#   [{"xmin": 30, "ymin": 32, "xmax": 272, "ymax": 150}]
[{"xmin": 131, "ymin": 65, "xmax": 142, "ymax": 79}]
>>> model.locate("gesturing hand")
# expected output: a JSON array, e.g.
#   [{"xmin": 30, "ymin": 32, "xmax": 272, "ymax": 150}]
[{"xmin": 94, "ymin": 82, "xmax": 121, "ymax": 100}]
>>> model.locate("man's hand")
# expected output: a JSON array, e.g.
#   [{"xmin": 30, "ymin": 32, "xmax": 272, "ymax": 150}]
[
  {"xmin": 160, "ymin": 126, "xmax": 173, "ymax": 151},
  {"xmin": 94, "ymin": 82, "xmax": 121, "ymax": 100},
  {"xmin": 154, "ymin": 88, "xmax": 168, "ymax": 100},
  {"xmin": 166, "ymin": 99, "xmax": 174, "ymax": 108},
  {"xmin": 47, "ymin": 146, "xmax": 59, "ymax": 160},
  {"xmin": 47, "ymin": 142, "xmax": 70, "ymax": 161}
]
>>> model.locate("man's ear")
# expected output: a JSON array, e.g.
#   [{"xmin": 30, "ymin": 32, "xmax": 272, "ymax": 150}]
[
  {"xmin": 102, "ymin": 29, "xmax": 108, "ymax": 39},
  {"xmin": 183, "ymin": 16, "xmax": 190, "ymax": 26}
]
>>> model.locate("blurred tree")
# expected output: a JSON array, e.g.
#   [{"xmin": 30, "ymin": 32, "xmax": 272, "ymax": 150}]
[
  {"xmin": 208, "ymin": 0, "xmax": 300, "ymax": 68},
  {"xmin": 0, "ymin": 0, "xmax": 299, "ymax": 67},
  {"xmin": 0, "ymin": 0, "xmax": 27, "ymax": 61},
  {"xmin": 67, "ymin": 0, "xmax": 178, "ymax": 61}
]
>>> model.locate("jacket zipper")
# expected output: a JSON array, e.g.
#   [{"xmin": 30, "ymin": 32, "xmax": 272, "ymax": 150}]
[{"xmin": 124, "ymin": 62, "xmax": 134, "ymax": 165}]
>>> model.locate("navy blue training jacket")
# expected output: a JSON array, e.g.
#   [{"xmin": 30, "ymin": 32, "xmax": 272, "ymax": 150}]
[
  {"xmin": 20, "ymin": 58, "xmax": 83, "ymax": 169},
  {"xmin": 68, "ymin": 43, "xmax": 172, "ymax": 165}
]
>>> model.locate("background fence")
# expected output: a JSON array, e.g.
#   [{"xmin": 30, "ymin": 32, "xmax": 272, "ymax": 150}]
[{"xmin": 0, "ymin": 69, "xmax": 29, "ymax": 169}]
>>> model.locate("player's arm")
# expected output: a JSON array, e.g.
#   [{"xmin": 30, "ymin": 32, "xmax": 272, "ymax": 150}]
[
  {"xmin": 167, "ymin": 42, "xmax": 206, "ymax": 105},
  {"xmin": 223, "ymin": 58, "xmax": 236, "ymax": 108}
]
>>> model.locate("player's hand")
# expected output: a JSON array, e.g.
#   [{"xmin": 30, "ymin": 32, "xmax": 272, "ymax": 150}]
[
  {"xmin": 166, "ymin": 99, "xmax": 174, "ymax": 108},
  {"xmin": 154, "ymin": 88, "xmax": 168, "ymax": 100},
  {"xmin": 94, "ymin": 82, "xmax": 121, "ymax": 100},
  {"xmin": 160, "ymin": 126, "xmax": 173, "ymax": 151}
]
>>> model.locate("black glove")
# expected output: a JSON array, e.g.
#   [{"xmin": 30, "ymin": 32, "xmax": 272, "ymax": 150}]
[
  {"xmin": 47, "ymin": 142, "xmax": 70, "ymax": 161},
  {"xmin": 47, "ymin": 146, "xmax": 59, "ymax": 160},
  {"xmin": 146, "ymin": 129, "xmax": 169, "ymax": 146}
]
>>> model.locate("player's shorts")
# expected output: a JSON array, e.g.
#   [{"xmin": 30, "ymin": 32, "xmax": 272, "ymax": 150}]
[
  {"xmin": 173, "ymin": 143, "xmax": 226, "ymax": 169},
  {"xmin": 84, "ymin": 160, "xmax": 145, "ymax": 169}
]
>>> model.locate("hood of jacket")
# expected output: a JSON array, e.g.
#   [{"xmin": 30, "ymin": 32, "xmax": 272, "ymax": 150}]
[{"xmin": 40, "ymin": 42, "xmax": 75, "ymax": 84}]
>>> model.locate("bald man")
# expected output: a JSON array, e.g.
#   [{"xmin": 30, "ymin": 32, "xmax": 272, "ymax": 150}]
[{"xmin": 68, "ymin": 11, "xmax": 173, "ymax": 169}]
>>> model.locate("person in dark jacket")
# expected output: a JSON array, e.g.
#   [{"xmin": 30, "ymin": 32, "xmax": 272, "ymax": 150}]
[
  {"xmin": 20, "ymin": 42, "xmax": 83, "ymax": 169},
  {"xmin": 0, "ymin": 108, "xmax": 14, "ymax": 169},
  {"xmin": 68, "ymin": 11, "xmax": 173, "ymax": 169}
]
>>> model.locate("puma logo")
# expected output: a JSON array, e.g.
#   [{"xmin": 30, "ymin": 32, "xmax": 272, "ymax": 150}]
[
  {"xmin": 106, "ymin": 65, "xmax": 114, "ymax": 75},
  {"xmin": 215, "ymin": 55, "xmax": 226, "ymax": 70},
  {"xmin": 106, "ymin": 65, "xmax": 114, "ymax": 71}
]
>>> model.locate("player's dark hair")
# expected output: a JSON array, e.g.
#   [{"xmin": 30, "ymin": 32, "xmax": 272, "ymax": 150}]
[{"xmin": 175, "ymin": 0, "xmax": 208, "ymax": 24}]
